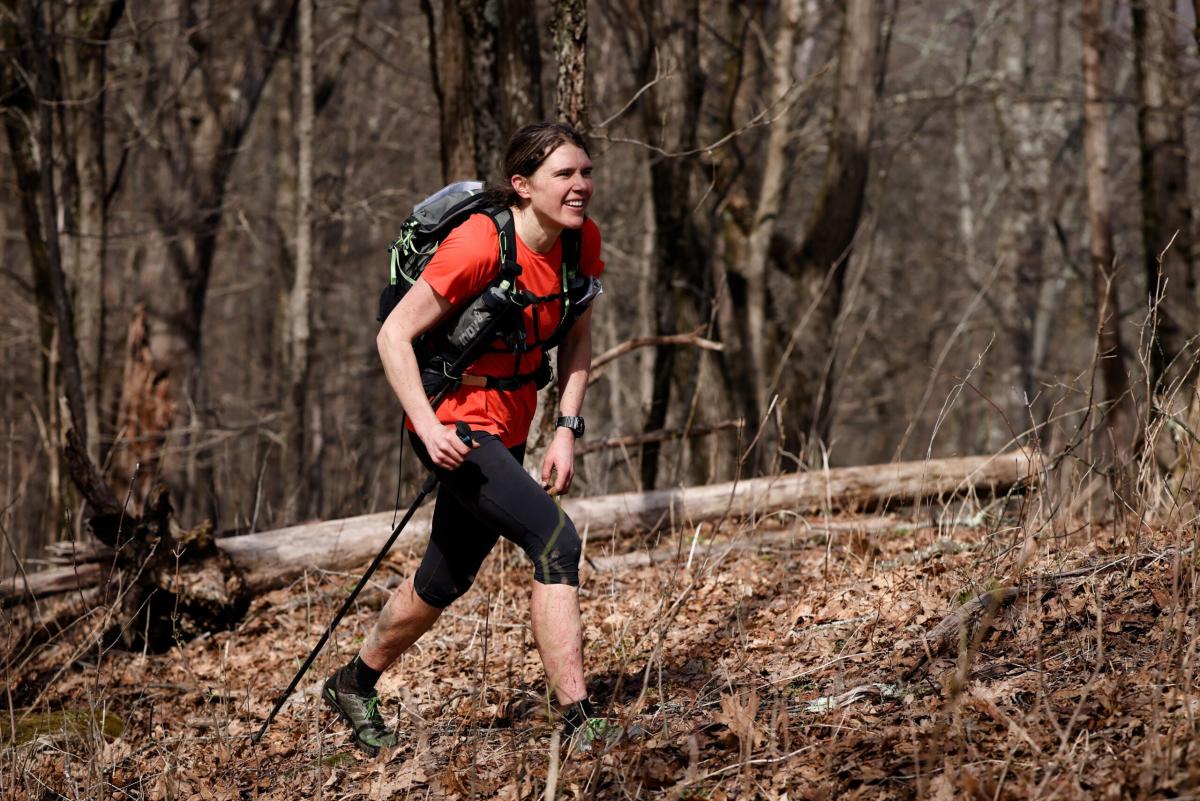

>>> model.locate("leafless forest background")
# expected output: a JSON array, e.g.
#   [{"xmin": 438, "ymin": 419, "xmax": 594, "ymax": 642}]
[{"xmin": 2, "ymin": 0, "xmax": 1198, "ymax": 574}]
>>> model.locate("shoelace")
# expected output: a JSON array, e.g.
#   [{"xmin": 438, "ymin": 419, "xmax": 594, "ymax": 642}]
[{"xmin": 363, "ymin": 695, "xmax": 381, "ymax": 723}]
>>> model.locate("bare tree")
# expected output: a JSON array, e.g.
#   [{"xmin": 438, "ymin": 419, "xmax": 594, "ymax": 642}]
[
  {"xmin": 742, "ymin": 0, "xmax": 805, "ymax": 424},
  {"xmin": 500, "ymin": 0, "xmax": 544, "ymax": 129},
  {"xmin": 424, "ymin": 0, "xmax": 543, "ymax": 183},
  {"xmin": 1132, "ymin": 0, "xmax": 1197, "ymax": 389},
  {"xmin": 627, "ymin": 0, "xmax": 706, "ymax": 490},
  {"xmin": 1081, "ymin": 0, "xmax": 1135, "ymax": 457},
  {"xmin": 130, "ymin": 0, "xmax": 296, "ymax": 522},
  {"xmin": 58, "ymin": 0, "xmax": 125, "ymax": 461},
  {"xmin": 552, "ymin": 0, "xmax": 587, "ymax": 128},
  {"xmin": 286, "ymin": 0, "xmax": 315, "ymax": 518},
  {"xmin": 776, "ymin": 0, "xmax": 882, "ymax": 459}
]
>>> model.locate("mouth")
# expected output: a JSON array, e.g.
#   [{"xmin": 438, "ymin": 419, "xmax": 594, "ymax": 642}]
[{"xmin": 564, "ymin": 199, "xmax": 586, "ymax": 210}]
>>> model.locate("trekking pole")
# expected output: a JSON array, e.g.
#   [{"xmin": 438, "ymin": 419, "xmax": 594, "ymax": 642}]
[{"xmin": 251, "ymin": 420, "xmax": 471, "ymax": 746}]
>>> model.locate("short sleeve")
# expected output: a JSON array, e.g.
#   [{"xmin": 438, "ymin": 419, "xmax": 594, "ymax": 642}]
[
  {"xmin": 419, "ymin": 214, "xmax": 501, "ymax": 306},
  {"xmin": 581, "ymin": 218, "xmax": 605, "ymax": 278}
]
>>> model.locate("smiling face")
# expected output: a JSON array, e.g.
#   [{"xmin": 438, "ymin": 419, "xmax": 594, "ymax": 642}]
[{"xmin": 511, "ymin": 143, "xmax": 594, "ymax": 232}]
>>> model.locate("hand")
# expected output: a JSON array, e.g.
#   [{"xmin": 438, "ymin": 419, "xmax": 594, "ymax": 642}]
[
  {"xmin": 541, "ymin": 428, "xmax": 576, "ymax": 496},
  {"xmin": 420, "ymin": 422, "xmax": 475, "ymax": 470}
]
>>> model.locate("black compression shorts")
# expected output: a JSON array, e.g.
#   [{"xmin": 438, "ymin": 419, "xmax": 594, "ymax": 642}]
[{"xmin": 407, "ymin": 431, "xmax": 581, "ymax": 608}]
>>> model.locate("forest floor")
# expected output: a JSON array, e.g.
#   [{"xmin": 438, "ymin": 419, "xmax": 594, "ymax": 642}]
[{"xmin": 5, "ymin": 490, "xmax": 1200, "ymax": 800}]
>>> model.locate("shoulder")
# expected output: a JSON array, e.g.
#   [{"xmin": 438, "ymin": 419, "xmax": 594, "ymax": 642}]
[
  {"xmin": 422, "ymin": 212, "xmax": 502, "ymax": 303},
  {"xmin": 444, "ymin": 212, "xmax": 501, "ymax": 247}
]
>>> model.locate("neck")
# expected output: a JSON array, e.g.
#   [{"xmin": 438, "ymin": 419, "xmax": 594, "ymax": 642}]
[{"xmin": 512, "ymin": 204, "xmax": 562, "ymax": 254}]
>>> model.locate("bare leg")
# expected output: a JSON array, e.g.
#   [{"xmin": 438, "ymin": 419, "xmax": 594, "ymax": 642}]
[
  {"xmin": 530, "ymin": 582, "xmax": 587, "ymax": 705},
  {"xmin": 359, "ymin": 577, "xmax": 443, "ymax": 671}
]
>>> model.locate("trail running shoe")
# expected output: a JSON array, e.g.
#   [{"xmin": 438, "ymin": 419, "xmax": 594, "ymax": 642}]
[
  {"xmin": 322, "ymin": 674, "xmax": 398, "ymax": 756},
  {"xmin": 567, "ymin": 716, "xmax": 627, "ymax": 753}
]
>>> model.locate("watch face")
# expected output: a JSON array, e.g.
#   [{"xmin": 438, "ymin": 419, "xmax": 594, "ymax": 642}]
[{"xmin": 575, "ymin": 418, "xmax": 585, "ymax": 437}]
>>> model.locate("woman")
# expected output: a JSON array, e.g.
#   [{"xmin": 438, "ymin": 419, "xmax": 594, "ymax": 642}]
[{"xmin": 323, "ymin": 123, "xmax": 609, "ymax": 755}]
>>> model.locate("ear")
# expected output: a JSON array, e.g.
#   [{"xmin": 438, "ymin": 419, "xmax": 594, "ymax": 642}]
[{"xmin": 511, "ymin": 173, "xmax": 532, "ymax": 201}]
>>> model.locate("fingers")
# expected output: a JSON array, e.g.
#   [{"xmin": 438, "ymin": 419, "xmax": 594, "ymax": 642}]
[
  {"xmin": 428, "ymin": 425, "xmax": 472, "ymax": 470},
  {"xmin": 554, "ymin": 465, "xmax": 573, "ymax": 494}
]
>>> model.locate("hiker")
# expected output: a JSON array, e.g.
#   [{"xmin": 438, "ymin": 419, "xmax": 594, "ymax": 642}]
[{"xmin": 324, "ymin": 123, "xmax": 611, "ymax": 755}]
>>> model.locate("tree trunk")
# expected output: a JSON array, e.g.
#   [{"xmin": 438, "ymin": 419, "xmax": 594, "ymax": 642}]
[
  {"xmin": 458, "ymin": 0, "xmax": 505, "ymax": 182},
  {"xmin": 743, "ymin": 0, "xmax": 804, "ymax": 426},
  {"xmin": 777, "ymin": 0, "xmax": 881, "ymax": 458},
  {"xmin": 60, "ymin": 0, "xmax": 124, "ymax": 462},
  {"xmin": 134, "ymin": 0, "xmax": 296, "ymax": 524},
  {"xmin": 552, "ymin": 0, "xmax": 587, "ymax": 129},
  {"xmin": 1, "ymin": 3, "xmax": 61, "ymax": 548},
  {"xmin": 1132, "ymin": 0, "xmax": 1198, "ymax": 390},
  {"xmin": 24, "ymin": 0, "xmax": 89, "ymax": 455},
  {"xmin": 638, "ymin": 0, "xmax": 705, "ymax": 490},
  {"xmin": 1081, "ymin": 0, "xmax": 1136, "ymax": 458},
  {"xmin": 499, "ymin": 0, "xmax": 544, "ymax": 130},
  {"xmin": 286, "ymin": 0, "xmax": 315, "ymax": 520}
]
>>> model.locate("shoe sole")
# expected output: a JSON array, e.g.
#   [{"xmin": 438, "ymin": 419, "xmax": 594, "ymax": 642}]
[{"xmin": 322, "ymin": 681, "xmax": 388, "ymax": 757}]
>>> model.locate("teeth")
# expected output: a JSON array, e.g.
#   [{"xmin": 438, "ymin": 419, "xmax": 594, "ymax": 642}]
[{"xmin": 566, "ymin": 200, "xmax": 584, "ymax": 207}]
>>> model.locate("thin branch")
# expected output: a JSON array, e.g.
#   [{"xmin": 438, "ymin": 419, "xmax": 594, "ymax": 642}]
[{"xmin": 577, "ymin": 419, "xmax": 743, "ymax": 457}]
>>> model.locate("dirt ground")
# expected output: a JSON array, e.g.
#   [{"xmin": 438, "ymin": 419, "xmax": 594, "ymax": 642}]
[{"xmin": 6, "ymin": 493, "xmax": 1200, "ymax": 800}]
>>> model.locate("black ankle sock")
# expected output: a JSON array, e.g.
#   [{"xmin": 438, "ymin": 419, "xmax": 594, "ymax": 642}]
[
  {"xmin": 560, "ymin": 698, "xmax": 598, "ymax": 734},
  {"xmin": 340, "ymin": 655, "xmax": 382, "ymax": 693}
]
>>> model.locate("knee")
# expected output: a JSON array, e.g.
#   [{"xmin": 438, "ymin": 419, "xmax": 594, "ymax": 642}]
[
  {"xmin": 412, "ymin": 563, "xmax": 476, "ymax": 609},
  {"xmin": 531, "ymin": 515, "xmax": 581, "ymax": 586}
]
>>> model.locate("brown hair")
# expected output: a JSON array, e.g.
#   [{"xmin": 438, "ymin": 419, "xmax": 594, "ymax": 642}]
[{"xmin": 484, "ymin": 122, "xmax": 590, "ymax": 209}]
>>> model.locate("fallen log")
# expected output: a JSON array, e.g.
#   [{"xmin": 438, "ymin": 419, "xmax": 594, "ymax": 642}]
[
  {"xmin": 15, "ymin": 451, "xmax": 1035, "ymax": 604},
  {"xmin": 1, "ymin": 563, "xmax": 103, "ymax": 607}
]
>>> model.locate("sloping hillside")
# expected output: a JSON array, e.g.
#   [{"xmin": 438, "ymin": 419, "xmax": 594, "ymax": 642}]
[{"xmin": 6, "ymin": 499, "xmax": 1199, "ymax": 800}]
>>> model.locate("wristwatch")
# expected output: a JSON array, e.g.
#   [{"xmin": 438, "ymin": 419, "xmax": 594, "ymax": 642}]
[{"xmin": 555, "ymin": 416, "xmax": 585, "ymax": 438}]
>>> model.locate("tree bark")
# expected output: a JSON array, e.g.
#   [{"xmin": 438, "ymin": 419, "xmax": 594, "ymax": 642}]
[
  {"xmin": 552, "ymin": 0, "xmax": 587, "ymax": 129},
  {"xmin": 499, "ymin": 0, "xmax": 543, "ymax": 130},
  {"xmin": 458, "ymin": 0, "xmax": 505, "ymax": 182},
  {"xmin": 638, "ymin": 0, "xmax": 705, "ymax": 490},
  {"xmin": 24, "ymin": 0, "xmax": 89, "ymax": 454},
  {"xmin": 1081, "ymin": 0, "xmax": 1136, "ymax": 458},
  {"xmin": 60, "ymin": 0, "xmax": 124, "ymax": 461},
  {"xmin": 1132, "ymin": 0, "xmax": 1197, "ymax": 390},
  {"xmin": 743, "ymin": 0, "xmax": 804, "ymax": 425},
  {"xmin": 777, "ymin": 0, "xmax": 881, "ymax": 457},
  {"xmin": 286, "ymin": 0, "xmax": 315, "ymax": 519}
]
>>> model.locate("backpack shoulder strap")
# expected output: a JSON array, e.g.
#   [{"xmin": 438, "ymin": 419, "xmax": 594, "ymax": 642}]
[
  {"xmin": 561, "ymin": 227, "xmax": 581, "ymax": 279},
  {"xmin": 487, "ymin": 208, "xmax": 521, "ymax": 282}
]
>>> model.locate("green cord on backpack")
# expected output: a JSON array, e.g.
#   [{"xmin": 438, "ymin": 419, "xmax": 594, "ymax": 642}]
[{"xmin": 378, "ymin": 181, "xmax": 602, "ymax": 399}]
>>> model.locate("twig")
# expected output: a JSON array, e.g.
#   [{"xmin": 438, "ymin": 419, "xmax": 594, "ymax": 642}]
[
  {"xmin": 576, "ymin": 420, "xmax": 743, "ymax": 456},
  {"xmin": 588, "ymin": 330, "xmax": 723, "ymax": 385}
]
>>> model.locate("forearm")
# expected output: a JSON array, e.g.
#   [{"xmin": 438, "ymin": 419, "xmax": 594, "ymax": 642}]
[{"xmin": 556, "ymin": 317, "xmax": 592, "ymax": 418}]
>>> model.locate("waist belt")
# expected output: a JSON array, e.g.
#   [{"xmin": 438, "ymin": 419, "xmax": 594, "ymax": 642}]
[
  {"xmin": 421, "ymin": 355, "xmax": 551, "ymax": 395},
  {"xmin": 459, "ymin": 370, "xmax": 539, "ymax": 391}
]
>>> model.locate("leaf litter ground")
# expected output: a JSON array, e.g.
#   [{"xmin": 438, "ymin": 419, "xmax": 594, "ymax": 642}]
[{"xmin": 6, "ymin": 503, "xmax": 1200, "ymax": 799}]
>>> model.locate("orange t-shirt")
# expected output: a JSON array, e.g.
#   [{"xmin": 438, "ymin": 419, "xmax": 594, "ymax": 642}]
[{"xmin": 411, "ymin": 213, "xmax": 604, "ymax": 447}]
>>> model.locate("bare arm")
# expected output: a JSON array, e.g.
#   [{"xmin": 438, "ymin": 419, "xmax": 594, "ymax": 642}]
[
  {"xmin": 377, "ymin": 279, "xmax": 473, "ymax": 468},
  {"xmin": 541, "ymin": 307, "xmax": 594, "ymax": 493}
]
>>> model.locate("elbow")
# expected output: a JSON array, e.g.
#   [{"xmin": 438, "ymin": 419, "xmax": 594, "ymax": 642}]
[{"xmin": 377, "ymin": 320, "xmax": 408, "ymax": 360}]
